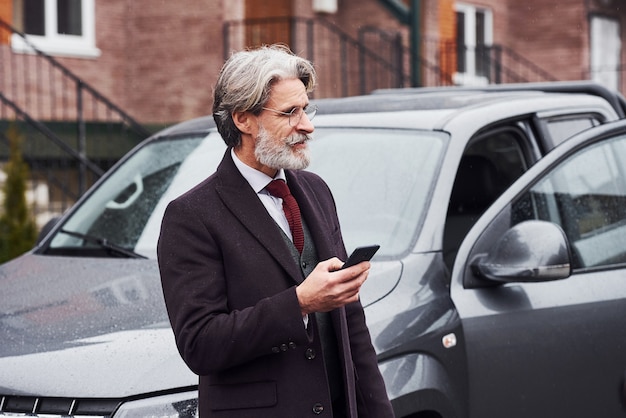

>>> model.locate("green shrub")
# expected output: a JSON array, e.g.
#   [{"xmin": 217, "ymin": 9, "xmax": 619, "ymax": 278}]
[{"xmin": 0, "ymin": 124, "xmax": 37, "ymax": 263}]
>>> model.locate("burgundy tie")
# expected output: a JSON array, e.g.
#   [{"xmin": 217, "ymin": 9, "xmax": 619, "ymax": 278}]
[{"xmin": 265, "ymin": 179, "xmax": 304, "ymax": 253}]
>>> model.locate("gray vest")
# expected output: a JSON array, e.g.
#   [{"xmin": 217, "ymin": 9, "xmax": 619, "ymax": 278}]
[{"xmin": 279, "ymin": 219, "xmax": 343, "ymax": 402}]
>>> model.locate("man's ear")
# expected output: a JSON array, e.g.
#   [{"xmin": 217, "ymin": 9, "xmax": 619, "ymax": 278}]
[{"xmin": 232, "ymin": 111, "xmax": 255, "ymax": 135}]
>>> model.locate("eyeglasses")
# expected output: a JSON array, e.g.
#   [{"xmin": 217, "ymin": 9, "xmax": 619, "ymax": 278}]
[{"xmin": 261, "ymin": 104, "xmax": 318, "ymax": 126}]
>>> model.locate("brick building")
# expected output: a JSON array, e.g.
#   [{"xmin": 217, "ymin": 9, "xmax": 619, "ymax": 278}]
[
  {"xmin": 1, "ymin": 0, "xmax": 625, "ymax": 125},
  {"xmin": 0, "ymin": 0, "xmax": 625, "ymax": 221}
]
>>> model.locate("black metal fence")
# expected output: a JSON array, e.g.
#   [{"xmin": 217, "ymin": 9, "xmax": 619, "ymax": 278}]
[
  {"xmin": 224, "ymin": 17, "xmax": 411, "ymax": 97},
  {"xmin": 224, "ymin": 17, "xmax": 558, "ymax": 97},
  {"xmin": 454, "ymin": 43, "xmax": 557, "ymax": 84}
]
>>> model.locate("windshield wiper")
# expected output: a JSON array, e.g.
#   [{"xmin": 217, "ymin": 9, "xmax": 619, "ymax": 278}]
[{"xmin": 59, "ymin": 229, "xmax": 148, "ymax": 259}]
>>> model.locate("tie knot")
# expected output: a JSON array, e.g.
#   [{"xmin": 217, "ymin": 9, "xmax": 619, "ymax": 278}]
[{"xmin": 265, "ymin": 179, "xmax": 291, "ymax": 199}]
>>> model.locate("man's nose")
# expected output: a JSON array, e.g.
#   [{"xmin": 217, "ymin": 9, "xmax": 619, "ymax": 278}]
[{"xmin": 296, "ymin": 112, "xmax": 315, "ymax": 133}]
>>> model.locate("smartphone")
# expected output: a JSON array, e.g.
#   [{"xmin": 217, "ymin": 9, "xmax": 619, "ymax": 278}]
[{"xmin": 341, "ymin": 245, "xmax": 380, "ymax": 269}]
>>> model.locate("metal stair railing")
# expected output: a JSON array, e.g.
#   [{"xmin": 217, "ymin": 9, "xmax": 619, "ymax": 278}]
[
  {"xmin": 224, "ymin": 16, "xmax": 410, "ymax": 97},
  {"xmin": 0, "ymin": 92, "xmax": 104, "ymax": 217},
  {"xmin": 0, "ymin": 19, "xmax": 150, "ymax": 138},
  {"xmin": 0, "ymin": 91, "xmax": 105, "ymax": 176},
  {"xmin": 0, "ymin": 18, "xmax": 152, "ymax": 226},
  {"xmin": 224, "ymin": 17, "xmax": 557, "ymax": 96},
  {"xmin": 431, "ymin": 40, "xmax": 557, "ymax": 86},
  {"xmin": 487, "ymin": 44, "xmax": 557, "ymax": 84}
]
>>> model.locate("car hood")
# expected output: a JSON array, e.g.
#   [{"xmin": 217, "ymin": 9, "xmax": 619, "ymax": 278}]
[
  {"xmin": 0, "ymin": 254, "xmax": 196, "ymax": 398},
  {"xmin": 0, "ymin": 253, "xmax": 402, "ymax": 398}
]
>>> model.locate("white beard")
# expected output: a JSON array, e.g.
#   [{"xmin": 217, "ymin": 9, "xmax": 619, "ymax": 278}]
[{"xmin": 254, "ymin": 126, "xmax": 312, "ymax": 170}]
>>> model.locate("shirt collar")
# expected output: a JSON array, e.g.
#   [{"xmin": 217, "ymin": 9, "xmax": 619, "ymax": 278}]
[{"xmin": 231, "ymin": 148, "xmax": 287, "ymax": 193}]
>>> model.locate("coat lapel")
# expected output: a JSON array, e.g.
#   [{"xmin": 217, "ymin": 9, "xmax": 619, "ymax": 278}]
[{"xmin": 214, "ymin": 150, "xmax": 303, "ymax": 282}]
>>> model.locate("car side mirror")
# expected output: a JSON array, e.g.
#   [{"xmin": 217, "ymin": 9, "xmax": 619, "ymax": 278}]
[{"xmin": 472, "ymin": 220, "xmax": 571, "ymax": 283}]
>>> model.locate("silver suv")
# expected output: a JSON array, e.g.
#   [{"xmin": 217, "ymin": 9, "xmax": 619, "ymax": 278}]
[{"xmin": 2, "ymin": 82, "xmax": 626, "ymax": 417}]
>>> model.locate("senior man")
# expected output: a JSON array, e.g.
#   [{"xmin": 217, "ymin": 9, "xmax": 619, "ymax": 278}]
[{"xmin": 158, "ymin": 44, "xmax": 394, "ymax": 418}]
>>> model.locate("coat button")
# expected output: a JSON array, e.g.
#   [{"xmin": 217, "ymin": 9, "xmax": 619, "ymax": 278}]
[
  {"xmin": 271, "ymin": 346, "xmax": 280, "ymax": 354},
  {"xmin": 305, "ymin": 348, "xmax": 316, "ymax": 360},
  {"xmin": 312, "ymin": 403, "xmax": 324, "ymax": 414},
  {"xmin": 280, "ymin": 343, "xmax": 288, "ymax": 352},
  {"xmin": 289, "ymin": 342, "xmax": 297, "ymax": 350}
]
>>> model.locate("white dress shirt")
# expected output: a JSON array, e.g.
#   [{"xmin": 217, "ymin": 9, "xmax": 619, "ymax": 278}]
[{"xmin": 231, "ymin": 149, "xmax": 293, "ymax": 242}]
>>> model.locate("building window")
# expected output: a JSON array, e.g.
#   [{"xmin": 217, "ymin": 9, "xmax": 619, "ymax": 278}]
[
  {"xmin": 57, "ymin": 0, "xmax": 83, "ymax": 36},
  {"xmin": 313, "ymin": 0, "xmax": 337, "ymax": 13},
  {"xmin": 454, "ymin": 3, "xmax": 493, "ymax": 86},
  {"xmin": 24, "ymin": 0, "xmax": 45, "ymax": 35},
  {"xmin": 12, "ymin": 0, "xmax": 99, "ymax": 58}
]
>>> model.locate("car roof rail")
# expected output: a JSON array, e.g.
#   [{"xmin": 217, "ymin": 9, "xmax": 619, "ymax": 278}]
[{"xmin": 372, "ymin": 81, "xmax": 626, "ymax": 118}]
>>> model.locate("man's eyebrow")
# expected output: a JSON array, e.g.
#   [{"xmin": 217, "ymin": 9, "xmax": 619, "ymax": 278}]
[{"xmin": 282, "ymin": 103, "xmax": 309, "ymax": 112}]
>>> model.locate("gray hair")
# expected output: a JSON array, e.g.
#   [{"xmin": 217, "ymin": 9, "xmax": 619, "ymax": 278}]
[{"xmin": 212, "ymin": 44, "xmax": 317, "ymax": 147}]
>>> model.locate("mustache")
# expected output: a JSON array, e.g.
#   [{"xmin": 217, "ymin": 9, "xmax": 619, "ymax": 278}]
[{"xmin": 285, "ymin": 133, "xmax": 312, "ymax": 146}]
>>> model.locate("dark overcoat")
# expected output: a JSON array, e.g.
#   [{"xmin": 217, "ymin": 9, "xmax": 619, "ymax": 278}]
[{"xmin": 157, "ymin": 149, "xmax": 394, "ymax": 417}]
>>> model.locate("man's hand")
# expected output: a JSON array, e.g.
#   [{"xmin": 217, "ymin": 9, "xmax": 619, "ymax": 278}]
[{"xmin": 296, "ymin": 258, "xmax": 370, "ymax": 315}]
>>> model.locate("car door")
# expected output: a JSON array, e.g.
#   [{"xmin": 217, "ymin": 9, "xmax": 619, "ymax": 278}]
[{"xmin": 450, "ymin": 120, "xmax": 626, "ymax": 417}]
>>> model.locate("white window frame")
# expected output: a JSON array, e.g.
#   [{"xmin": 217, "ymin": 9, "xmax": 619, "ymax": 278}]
[
  {"xmin": 11, "ymin": 0, "xmax": 100, "ymax": 58},
  {"xmin": 313, "ymin": 0, "xmax": 338, "ymax": 13},
  {"xmin": 590, "ymin": 15, "xmax": 621, "ymax": 92},
  {"xmin": 454, "ymin": 3, "xmax": 493, "ymax": 86}
]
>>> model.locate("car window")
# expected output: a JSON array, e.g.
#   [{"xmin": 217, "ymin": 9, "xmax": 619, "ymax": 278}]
[
  {"xmin": 444, "ymin": 126, "xmax": 529, "ymax": 268},
  {"xmin": 543, "ymin": 114, "xmax": 602, "ymax": 148},
  {"xmin": 512, "ymin": 134, "xmax": 626, "ymax": 270},
  {"xmin": 48, "ymin": 135, "xmax": 224, "ymax": 258},
  {"xmin": 45, "ymin": 128, "xmax": 447, "ymax": 260},
  {"xmin": 308, "ymin": 128, "xmax": 446, "ymax": 256}
]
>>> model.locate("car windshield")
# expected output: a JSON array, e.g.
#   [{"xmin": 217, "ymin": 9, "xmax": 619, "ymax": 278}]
[{"xmin": 47, "ymin": 128, "xmax": 446, "ymax": 259}]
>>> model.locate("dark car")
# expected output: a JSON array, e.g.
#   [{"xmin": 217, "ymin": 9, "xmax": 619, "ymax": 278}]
[{"xmin": 2, "ymin": 82, "xmax": 626, "ymax": 417}]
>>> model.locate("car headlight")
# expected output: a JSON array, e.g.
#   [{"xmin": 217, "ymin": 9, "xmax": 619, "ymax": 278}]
[{"xmin": 113, "ymin": 390, "xmax": 198, "ymax": 418}]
